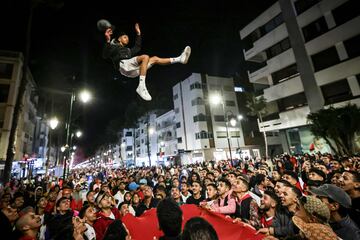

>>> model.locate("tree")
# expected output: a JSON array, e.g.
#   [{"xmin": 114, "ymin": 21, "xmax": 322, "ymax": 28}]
[
  {"xmin": 245, "ymin": 93, "xmax": 269, "ymax": 158},
  {"xmin": 307, "ymin": 104, "xmax": 360, "ymax": 156}
]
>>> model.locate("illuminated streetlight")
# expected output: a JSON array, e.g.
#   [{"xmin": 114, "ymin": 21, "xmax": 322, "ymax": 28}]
[
  {"xmin": 73, "ymin": 146, "xmax": 77, "ymax": 150},
  {"xmin": 209, "ymin": 94, "xmax": 222, "ymax": 105},
  {"xmin": 61, "ymin": 146, "xmax": 66, "ymax": 152},
  {"xmin": 79, "ymin": 89, "xmax": 92, "ymax": 103},
  {"xmin": 160, "ymin": 141, "xmax": 165, "ymax": 146},
  {"xmin": 148, "ymin": 127, "xmax": 155, "ymax": 135},
  {"xmin": 76, "ymin": 130, "xmax": 82, "ymax": 138},
  {"xmin": 230, "ymin": 118, "xmax": 237, "ymax": 127},
  {"xmin": 237, "ymin": 115, "xmax": 244, "ymax": 121},
  {"xmin": 49, "ymin": 117, "xmax": 59, "ymax": 130}
]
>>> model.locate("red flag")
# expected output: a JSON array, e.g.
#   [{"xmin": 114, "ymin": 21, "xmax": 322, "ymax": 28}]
[{"xmin": 122, "ymin": 204, "xmax": 264, "ymax": 240}]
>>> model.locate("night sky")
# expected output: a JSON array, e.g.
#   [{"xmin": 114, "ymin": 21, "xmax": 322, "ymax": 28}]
[{"xmin": 1, "ymin": 0, "xmax": 276, "ymax": 156}]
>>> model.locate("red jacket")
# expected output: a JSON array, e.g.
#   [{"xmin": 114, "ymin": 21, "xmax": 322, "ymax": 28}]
[{"xmin": 93, "ymin": 208, "xmax": 121, "ymax": 240}]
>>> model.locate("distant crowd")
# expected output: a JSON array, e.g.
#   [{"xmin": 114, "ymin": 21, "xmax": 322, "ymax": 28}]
[{"xmin": 1, "ymin": 153, "xmax": 360, "ymax": 240}]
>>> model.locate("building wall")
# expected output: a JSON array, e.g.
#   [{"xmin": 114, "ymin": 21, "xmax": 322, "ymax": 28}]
[{"xmin": 239, "ymin": 0, "xmax": 360, "ymax": 154}]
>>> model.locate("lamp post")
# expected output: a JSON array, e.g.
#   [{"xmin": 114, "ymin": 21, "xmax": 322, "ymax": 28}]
[
  {"xmin": 62, "ymin": 89, "xmax": 92, "ymax": 180},
  {"xmin": 45, "ymin": 117, "xmax": 59, "ymax": 176},
  {"xmin": 147, "ymin": 125, "xmax": 155, "ymax": 167},
  {"xmin": 210, "ymin": 93, "xmax": 233, "ymax": 167}
]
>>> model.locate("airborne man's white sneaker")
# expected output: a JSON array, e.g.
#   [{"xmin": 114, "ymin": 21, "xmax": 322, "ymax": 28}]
[
  {"xmin": 180, "ymin": 46, "xmax": 191, "ymax": 64},
  {"xmin": 136, "ymin": 83, "xmax": 152, "ymax": 101}
]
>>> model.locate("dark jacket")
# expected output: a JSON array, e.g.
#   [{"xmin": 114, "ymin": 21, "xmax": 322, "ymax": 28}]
[
  {"xmin": 137, "ymin": 197, "xmax": 160, "ymax": 216},
  {"xmin": 330, "ymin": 215, "xmax": 360, "ymax": 240},
  {"xmin": 0, "ymin": 210, "xmax": 14, "ymax": 239},
  {"xmin": 272, "ymin": 208, "xmax": 297, "ymax": 238},
  {"xmin": 46, "ymin": 210, "xmax": 74, "ymax": 240},
  {"xmin": 102, "ymin": 35, "xmax": 142, "ymax": 70}
]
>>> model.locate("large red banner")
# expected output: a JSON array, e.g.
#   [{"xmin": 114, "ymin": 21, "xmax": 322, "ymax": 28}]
[{"xmin": 122, "ymin": 204, "xmax": 264, "ymax": 240}]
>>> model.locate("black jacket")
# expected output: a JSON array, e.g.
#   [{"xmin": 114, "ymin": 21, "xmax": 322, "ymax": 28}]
[{"xmin": 102, "ymin": 35, "xmax": 142, "ymax": 70}]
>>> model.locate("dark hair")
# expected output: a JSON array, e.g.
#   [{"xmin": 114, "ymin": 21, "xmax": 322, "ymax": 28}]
[
  {"xmin": 287, "ymin": 185, "xmax": 302, "ymax": 198},
  {"xmin": 103, "ymin": 219, "xmax": 128, "ymax": 240},
  {"xmin": 56, "ymin": 197, "xmax": 69, "ymax": 208},
  {"xmin": 182, "ymin": 217, "xmax": 218, "ymax": 240},
  {"xmin": 118, "ymin": 201, "xmax": 128, "ymax": 211},
  {"xmin": 217, "ymin": 178, "xmax": 231, "ymax": 189},
  {"xmin": 79, "ymin": 204, "xmax": 92, "ymax": 219},
  {"xmin": 254, "ymin": 174, "xmax": 266, "ymax": 185},
  {"xmin": 86, "ymin": 190, "xmax": 95, "ymax": 197},
  {"xmin": 276, "ymin": 179, "xmax": 292, "ymax": 187},
  {"xmin": 157, "ymin": 198, "xmax": 183, "ymax": 237},
  {"xmin": 206, "ymin": 183, "xmax": 217, "ymax": 189},
  {"xmin": 264, "ymin": 190, "xmax": 280, "ymax": 205},
  {"xmin": 346, "ymin": 171, "xmax": 360, "ymax": 183},
  {"xmin": 283, "ymin": 170, "xmax": 299, "ymax": 182}
]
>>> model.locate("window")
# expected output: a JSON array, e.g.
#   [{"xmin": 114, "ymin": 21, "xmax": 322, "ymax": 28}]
[
  {"xmin": 193, "ymin": 113, "xmax": 208, "ymax": 122},
  {"xmin": 0, "ymin": 63, "xmax": 13, "ymax": 79},
  {"xmin": 190, "ymin": 82, "xmax": 202, "ymax": 90},
  {"xmin": 311, "ymin": 47, "xmax": 340, "ymax": 72},
  {"xmin": 343, "ymin": 34, "xmax": 360, "ymax": 59},
  {"xmin": 225, "ymin": 100, "xmax": 235, "ymax": 107},
  {"xmin": 173, "ymin": 94, "xmax": 178, "ymax": 100},
  {"xmin": 209, "ymin": 84, "xmax": 220, "ymax": 91},
  {"xmin": 214, "ymin": 115, "xmax": 225, "ymax": 122},
  {"xmin": 0, "ymin": 84, "xmax": 10, "ymax": 102},
  {"xmin": 191, "ymin": 97, "xmax": 204, "ymax": 106},
  {"xmin": 277, "ymin": 93, "xmax": 307, "ymax": 111},
  {"xmin": 195, "ymin": 131, "xmax": 213, "ymax": 139},
  {"xmin": 260, "ymin": 13, "xmax": 283, "ymax": 35},
  {"xmin": 177, "ymin": 137, "xmax": 182, "ymax": 143},
  {"xmin": 294, "ymin": 0, "xmax": 320, "ymax": 15},
  {"xmin": 174, "ymin": 108, "xmax": 179, "ymax": 114},
  {"xmin": 332, "ymin": 0, "xmax": 359, "ymax": 27},
  {"xmin": 126, "ymin": 146, "xmax": 132, "ymax": 151},
  {"xmin": 223, "ymin": 85, "xmax": 234, "ymax": 92},
  {"xmin": 125, "ymin": 131, "xmax": 132, "ymax": 137},
  {"xmin": 271, "ymin": 64, "xmax": 298, "ymax": 84},
  {"xmin": 242, "ymin": 29, "xmax": 262, "ymax": 51},
  {"xmin": 176, "ymin": 122, "xmax": 181, "ymax": 128},
  {"xmin": 266, "ymin": 38, "xmax": 291, "ymax": 59},
  {"xmin": 230, "ymin": 131, "xmax": 241, "ymax": 138},
  {"xmin": 216, "ymin": 131, "xmax": 227, "ymax": 138},
  {"xmin": 321, "ymin": 79, "xmax": 353, "ymax": 105},
  {"xmin": 302, "ymin": 17, "xmax": 328, "ymax": 42},
  {"xmin": 141, "ymin": 139, "xmax": 144, "ymax": 143}
]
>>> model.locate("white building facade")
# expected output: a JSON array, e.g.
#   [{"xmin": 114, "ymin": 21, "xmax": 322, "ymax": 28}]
[
  {"xmin": 240, "ymin": 0, "xmax": 360, "ymax": 154},
  {"xmin": 173, "ymin": 73, "xmax": 253, "ymax": 164}
]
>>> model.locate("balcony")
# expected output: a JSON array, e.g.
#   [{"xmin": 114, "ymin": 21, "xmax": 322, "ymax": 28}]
[{"xmin": 248, "ymin": 65, "xmax": 269, "ymax": 84}]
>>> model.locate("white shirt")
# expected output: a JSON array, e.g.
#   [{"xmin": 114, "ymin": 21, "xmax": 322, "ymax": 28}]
[
  {"xmin": 181, "ymin": 192, "xmax": 192, "ymax": 203},
  {"xmin": 114, "ymin": 190, "xmax": 128, "ymax": 207},
  {"xmin": 84, "ymin": 223, "xmax": 96, "ymax": 240}
]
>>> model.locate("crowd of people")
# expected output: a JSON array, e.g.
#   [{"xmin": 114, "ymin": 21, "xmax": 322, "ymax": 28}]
[{"xmin": 1, "ymin": 153, "xmax": 360, "ymax": 240}]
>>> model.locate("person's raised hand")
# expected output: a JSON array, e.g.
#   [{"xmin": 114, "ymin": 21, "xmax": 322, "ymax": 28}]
[
  {"xmin": 135, "ymin": 23, "xmax": 141, "ymax": 35},
  {"xmin": 105, "ymin": 28, "xmax": 113, "ymax": 42}
]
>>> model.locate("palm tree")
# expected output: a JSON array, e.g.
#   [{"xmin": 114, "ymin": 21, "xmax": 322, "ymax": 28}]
[
  {"xmin": 307, "ymin": 104, "xmax": 360, "ymax": 155},
  {"xmin": 245, "ymin": 93, "xmax": 269, "ymax": 158}
]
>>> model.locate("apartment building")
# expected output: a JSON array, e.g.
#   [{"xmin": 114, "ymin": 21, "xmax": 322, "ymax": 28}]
[
  {"xmin": 0, "ymin": 50, "xmax": 39, "ymax": 176},
  {"xmin": 173, "ymin": 73, "xmax": 257, "ymax": 164},
  {"xmin": 240, "ymin": 0, "xmax": 360, "ymax": 154}
]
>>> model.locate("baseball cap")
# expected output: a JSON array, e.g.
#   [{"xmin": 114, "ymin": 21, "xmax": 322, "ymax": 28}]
[
  {"xmin": 300, "ymin": 195, "xmax": 330, "ymax": 222},
  {"xmin": 128, "ymin": 182, "xmax": 139, "ymax": 191},
  {"xmin": 292, "ymin": 216, "xmax": 338, "ymax": 240},
  {"xmin": 309, "ymin": 184, "xmax": 352, "ymax": 208},
  {"xmin": 139, "ymin": 179, "xmax": 147, "ymax": 185}
]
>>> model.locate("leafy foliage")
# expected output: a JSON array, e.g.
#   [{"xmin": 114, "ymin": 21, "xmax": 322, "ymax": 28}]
[{"xmin": 307, "ymin": 104, "xmax": 360, "ymax": 155}]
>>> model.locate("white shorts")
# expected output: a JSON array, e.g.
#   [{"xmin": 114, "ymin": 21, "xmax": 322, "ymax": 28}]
[{"xmin": 119, "ymin": 57, "xmax": 153, "ymax": 78}]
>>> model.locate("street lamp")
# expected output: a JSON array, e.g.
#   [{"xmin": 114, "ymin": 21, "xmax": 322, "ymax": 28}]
[
  {"xmin": 209, "ymin": 93, "xmax": 233, "ymax": 167},
  {"xmin": 147, "ymin": 126, "xmax": 155, "ymax": 166},
  {"xmin": 49, "ymin": 117, "xmax": 59, "ymax": 130},
  {"xmin": 45, "ymin": 116, "xmax": 59, "ymax": 176},
  {"xmin": 75, "ymin": 130, "xmax": 82, "ymax": 138},
  {"xmin": 79, "ymin": 90, "xmax": 92, "ymax": 103},
  {"xmin": 63, "ymin": 89, "xmax": 92, "ymax": 180}
]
